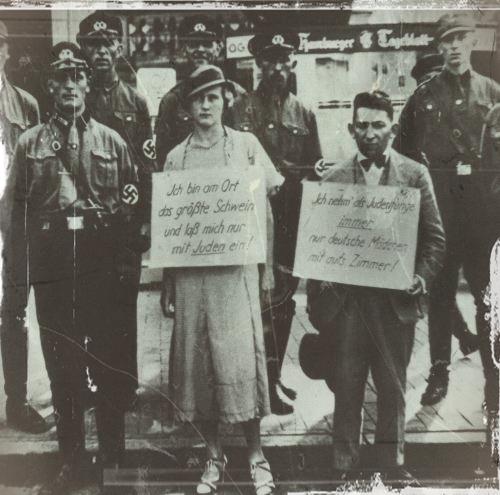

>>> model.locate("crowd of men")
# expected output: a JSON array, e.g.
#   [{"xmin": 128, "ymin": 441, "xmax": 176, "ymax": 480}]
[{"xmin": 0, "ymin": 9, "xmax": 498, "ymax": 495}]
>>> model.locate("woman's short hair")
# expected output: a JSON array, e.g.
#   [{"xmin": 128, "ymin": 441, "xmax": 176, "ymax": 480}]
[{"xmin": 352, "ymin": 90, "xmax": 393, "ymax": 121}]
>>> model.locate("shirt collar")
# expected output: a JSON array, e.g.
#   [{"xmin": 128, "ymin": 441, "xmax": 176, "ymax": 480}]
[
  {"xmin": 94, "ymin": 77, "xmax": 119, "ymax": 93},
  {"xmin": 53, "ymin": 108, "xmax": 91, "ymax": 132},
  {"xmin": 443, "ymin": 67, "xmax": 472, "ymax": 82}
]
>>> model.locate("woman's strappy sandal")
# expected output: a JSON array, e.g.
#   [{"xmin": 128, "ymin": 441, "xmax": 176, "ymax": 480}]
[
  {"xmin": 196, "ymin": 455, "xmax": 227, "ymax": 494},
  {"xmin": 250, "ymin": 459, "xmax": 275, "ymax": 495}
]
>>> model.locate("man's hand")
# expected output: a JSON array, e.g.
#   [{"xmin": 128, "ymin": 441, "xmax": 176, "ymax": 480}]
[{"xmin": 405, "ymin": 275, "xmax": 425, "ymax": 296}]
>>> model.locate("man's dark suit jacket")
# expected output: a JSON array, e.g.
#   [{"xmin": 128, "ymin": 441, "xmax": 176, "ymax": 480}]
[{"xmin": 307, "ymin": 148, "xmax": 446, "ymax": 325}]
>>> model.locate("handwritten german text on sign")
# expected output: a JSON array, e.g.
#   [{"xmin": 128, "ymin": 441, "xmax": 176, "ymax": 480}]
[
  {"xmin": 149, "ymin": 167, "xmax": 266, "ymax": 268},
  {"xmin": 293, "ymin": 182, "xmax": 421, "ymax": 290}
]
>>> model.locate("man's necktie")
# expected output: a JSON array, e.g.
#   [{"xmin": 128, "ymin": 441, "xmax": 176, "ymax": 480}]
[
  {"xmin": 58, "ymin": 121, "xmax": 79, "ymax": 209},
  {"xmin": 360, "ymin": 155, "xmax": 386, "ymax": 172}
]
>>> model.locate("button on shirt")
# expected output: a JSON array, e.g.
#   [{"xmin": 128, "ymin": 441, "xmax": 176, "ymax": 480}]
[{"xmin": 8, "ymin": 116, "xmax": 136, "ymax": 217}]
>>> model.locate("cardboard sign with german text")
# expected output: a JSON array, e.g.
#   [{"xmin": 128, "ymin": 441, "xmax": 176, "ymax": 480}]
[
  {"xmin": 149, "ymin": 167, "xmax": 266, "ymax": 268},
  {"xmin": 293, "ymin": 182, "xmax": 421, "ymax": 290}
]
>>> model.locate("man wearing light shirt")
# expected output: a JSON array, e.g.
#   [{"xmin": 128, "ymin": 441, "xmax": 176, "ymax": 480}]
[{"xmin": 312, "ymin": 91, "xmax": 445, "ymax": 477}]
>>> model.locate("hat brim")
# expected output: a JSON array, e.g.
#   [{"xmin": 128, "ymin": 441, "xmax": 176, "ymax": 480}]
[
  {"xmin": 186, "ymin": 79, "xmax": 234, "ymax": 100},
  {"xmin": 77, "ymin": 30, "xmax": 121, "ymax": 44},
  {"xmin": 438, "ymin": 26, "xmax": 474, "ymax": 41},
  {"xmin": 298, "ymin": 333, "xmax": 331, "ymax": 381},
  {"xmin": 181, "ymin": 31, "xmax": 219, "ymax": 40},
  {"xmin": 251, "ymin": 44, "xmax": 296, "ymax": 58}
]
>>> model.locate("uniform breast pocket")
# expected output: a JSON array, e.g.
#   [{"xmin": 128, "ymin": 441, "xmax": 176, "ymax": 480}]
[
  {"xmin": 114, "ymin": 110, "xmax": 138, "ymax": 140},
  {"xmin": 28, "ymin": 151, "xmax": 59, "ymax": 181},
  {"xmin": 280, "ymin": 122, "xmax": 310, "ymax": 164},
  {"xmin": 91, "ymin": 149, "xmax": 119, "ymax": 189},
  {"xmin": 475, "ymin": 99, "xmax": 494, "ymax": 121}
]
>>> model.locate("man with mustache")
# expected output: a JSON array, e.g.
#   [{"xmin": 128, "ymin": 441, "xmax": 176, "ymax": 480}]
[
  {"xmin": 230, "ymin": 31, "xmax": 322, "ymax": 414},
  {"xmin": 394, "ymin": 14, "xmax": 500, "ymax": 416},
  {"xmin": 0, "ymin": 20, "xmax": 48, "ymax": 434},
  {"xmin": 154, "ymin": 15, "xmax": 245, "ymax": 168},
  {"xmin": 77, "ymin": 11, "xmax": 155, "ymax": 409}
]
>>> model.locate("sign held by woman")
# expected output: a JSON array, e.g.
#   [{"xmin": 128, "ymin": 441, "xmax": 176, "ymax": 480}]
[{"xmin": 149, "ymin": 167, "xmax": 267, "ymax": 267}]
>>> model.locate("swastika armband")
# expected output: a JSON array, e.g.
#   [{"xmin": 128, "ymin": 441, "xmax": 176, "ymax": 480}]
[{"xmin": 122, "ymin": 184, "xmax": 139, "ymax": 205}]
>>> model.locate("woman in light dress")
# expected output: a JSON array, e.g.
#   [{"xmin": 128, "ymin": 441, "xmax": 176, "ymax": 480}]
[{"xmin": 161, "ymin": 65, "xmax": 283, "ymax": 495}]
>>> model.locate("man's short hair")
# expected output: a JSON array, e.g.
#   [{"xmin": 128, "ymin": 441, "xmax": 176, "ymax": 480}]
[{"xmin": 353, "ymin": 90, "xmax": 393, "ymax": 121}]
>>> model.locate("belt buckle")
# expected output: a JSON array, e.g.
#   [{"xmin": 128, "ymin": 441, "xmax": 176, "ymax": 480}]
[
  {"xmin": 456, "ymin": 162, "xmax": 472, "ymax": 176},
  {"xmin": 67, "ymin": 216, "xmax": 84, "ymax": 230}
]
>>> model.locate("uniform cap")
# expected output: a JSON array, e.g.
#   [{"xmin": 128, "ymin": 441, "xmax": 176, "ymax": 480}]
[
  {"xmin": 248, "ymin": 31, "xmax": 300, "ymax": 58},
  {"xmin": 411, "ymin": 52, "xmax": 444, "ymax": 81},
  {"xmin": 178, "ymin": 15, "xmax": 222, "ymax": 40},
  {"xmin": 77, "ymin": 11, "xmax": 123, "ymax": 43},
  {"xmin": 183, "ymin": 64, "xmax": 234, "ymax": 100},
  {"xmin": 436, "ymin": 13, "xmax": 475, "ymax": 41},
  {"xmin": 0, "ymin": 21, "xmax": 8, "ymax": 41},
  {"xmin": 49, "ymin": 42, "xmax": 89, "ymax": 72}
]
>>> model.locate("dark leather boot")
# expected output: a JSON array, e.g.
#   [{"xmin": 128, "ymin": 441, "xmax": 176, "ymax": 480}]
[
  {"xmin": 6, "ymin": 398, "xmax": 48, "ymax": 434},
  {"xmin": 420, "ymin": 364, "xmax": 449, "ymax": 406},
  {"xmin": 457, "ymin": 329, "xmax": 479, "ymax": 356},
  {"xmin": 278, "ymin": 380, "xmax": 297, "ymax": 401},
  {"xmin": 269, "ymin": 383, "xmax": 294, "ymax": 415}
]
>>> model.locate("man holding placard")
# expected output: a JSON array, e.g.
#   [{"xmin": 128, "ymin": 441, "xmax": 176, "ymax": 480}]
[{"xmin": 300, "ymin": 91, "xmax": 445, "ymax": 476}]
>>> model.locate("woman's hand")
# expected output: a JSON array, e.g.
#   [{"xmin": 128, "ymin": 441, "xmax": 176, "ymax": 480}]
[
  {"xmin": 260, "ymin": 265, "xmax": 275, "ymax": 309},
  {"xmin": 160, "ymin": 270, "xmax": 175, "ymax": 318}
]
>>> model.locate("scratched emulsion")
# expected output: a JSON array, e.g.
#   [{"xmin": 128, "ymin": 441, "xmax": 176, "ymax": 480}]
[{"xmin": 0, "ymin": 132, "xmax": 6, "ymax": 303}]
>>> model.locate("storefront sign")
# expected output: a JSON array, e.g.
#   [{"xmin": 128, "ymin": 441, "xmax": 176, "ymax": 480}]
[
  {"xmin": 227, "ymin": 24, "xmax": 495, "ymax": 59},
  {"xmin": 293, "ymin": 182, "xmax": 421, "ymax": 290},
  {"xmin": 226, "ymin": 34, "xmax": 252, "ymax": 59},
  {"xmin": 149, "ymin": 167, "xmax": 267, "ymax": 268}
]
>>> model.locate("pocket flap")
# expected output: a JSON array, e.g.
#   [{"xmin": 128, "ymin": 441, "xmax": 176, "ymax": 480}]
[
  {"xmin": 91, "ymin": 149, "xmax": 117, "ymax": 160},
  {"xmin": 114, "ymin": 110, "xmax": 137, "ymax": 123},
  {"xmin": 282, "ymin": 122, "xmax": 309, "ymax": 136}
]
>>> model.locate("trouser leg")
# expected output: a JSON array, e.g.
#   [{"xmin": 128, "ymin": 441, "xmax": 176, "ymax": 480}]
[
  {"xmin": 1, "ymin": 247, "xmax": 29, "ymax": 403},
  {"xmin": 95, "ymin": 395, "xmax": 126, "ymax": 466},
  {"xmin": 35, "ymin": 281, "xmax": 86, "ymax": 464},
  {"xmin": 428, "ymin": 245, "xmax": 462, "ymax": 368},
  {"xmin": 264, "ymin": 273, "xmax": 299, "ymax": 380},
  {"xmin": 368, "ymin": 295, "xmax": 415, "ymax": 467},
  {"xmin": 332, "ymin": 294, "xmax": 370, "ymax": 470}
]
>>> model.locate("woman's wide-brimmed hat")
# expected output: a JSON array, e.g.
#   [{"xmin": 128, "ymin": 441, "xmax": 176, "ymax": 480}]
[{"xmin": 183, "ymin": 65, "xmax": 235, "ymax": 101}]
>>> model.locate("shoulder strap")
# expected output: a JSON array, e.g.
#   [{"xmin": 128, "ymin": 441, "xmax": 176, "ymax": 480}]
[{"xmin": 426, "ymin": 76, "xmax": 479, "ymax": 159}]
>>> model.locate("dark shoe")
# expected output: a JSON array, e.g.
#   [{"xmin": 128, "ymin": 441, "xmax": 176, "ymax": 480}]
[
  {"xmin": 38, "ymin": 464, "xmax": 74, "ymax": 495},
  {"xmin": 420, "ymin": 368, "xmax": 449, "ymax": 406},
  {"xmin": 6, "ymin": 399, "xmax": 49, "ymax": 434},
  {"xmin": 270, "ymin": 385, "xmax": 294, "ymax": 415},
  {"xmin": 278, "ymin": 381, "xmax": 297, "ymax": 401},
  {"xmin": 458, "ymin": 330, "xmax": 479, "ymax": 356}
]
